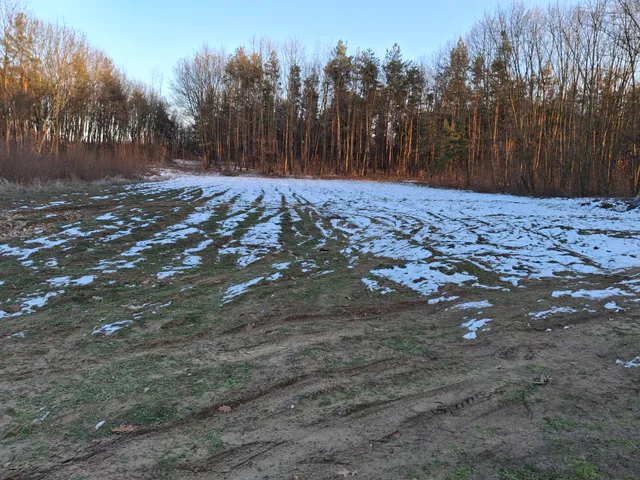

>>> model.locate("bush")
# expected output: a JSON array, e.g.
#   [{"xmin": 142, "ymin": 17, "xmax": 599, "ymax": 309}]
[{"xmin": 0, "ymin": 144, "xmax": 154, "ymax": 184}]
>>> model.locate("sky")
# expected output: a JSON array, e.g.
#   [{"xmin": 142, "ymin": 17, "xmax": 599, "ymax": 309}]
[{"xmin": 28, "ymin": 0, "xmax": 554, "ymax": 91}]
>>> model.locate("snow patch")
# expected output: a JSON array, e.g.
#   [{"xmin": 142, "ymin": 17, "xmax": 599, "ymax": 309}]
[
  {"xmin": 372, "ymin": 261, "xmax": 475, "ymax": 297},
  {"xmin": 461, "ymin": 318, "xmax": 492, "ymax": 340},
  {"xmin": 451, "ymin": 300, "xmax": 493, "ymax": 311},
  {"xmin": 362, "ymin": 277, "xmax": 394, "ymax": 294},
  {"xmin": 552, "ymin": 288, "xmax": 631, "ymax": 299},
  {"xmin": 528, "ymin": 306, "xmax": 577, "ymax": 319},
  {"xmin": 616, "ymin": 357, "xmax": 640, "ymax": 368},
  {"xmin": 223, "ymin": 276, "xmax": 264, "ymax": 304},
  {"xmin": 604, "ymin": 301, "xmax": 624, "ymax": 312},
  {"xmin": 92, "ymin": 320, "xmax": 133, "ymax": 336}
]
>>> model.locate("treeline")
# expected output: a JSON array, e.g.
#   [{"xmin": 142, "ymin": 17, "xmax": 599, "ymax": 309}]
[
  {"xmin": 2, "ymin": 0, "xmax": 640, "ymax": 195},
  {"xmin": 172, "ymin": 0, "xmax": 640, "ymax": 196},
  {"xmin": 0, "ymin": 0, "xmax": 177, "ymax": 164}
]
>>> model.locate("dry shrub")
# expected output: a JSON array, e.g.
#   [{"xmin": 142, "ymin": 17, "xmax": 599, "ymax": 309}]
[{"xmin": 0, "ymin": 144, "xmax": 154, "ymax": 185}]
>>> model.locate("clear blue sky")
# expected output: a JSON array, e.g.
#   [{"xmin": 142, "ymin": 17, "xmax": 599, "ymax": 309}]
[{"xmin": 29, "ymin": 0, "xmax": 552, "ymax": 90}]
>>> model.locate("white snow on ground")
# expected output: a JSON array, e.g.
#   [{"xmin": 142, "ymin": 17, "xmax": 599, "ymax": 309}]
[
  {"xmin": 223, "ymin": 276, "xmax": 264, "ymax": 303},
  {"xmin": 95, "ymin": 212, "xmax": 116, "ymax": 221},
  {"xmin": 219, "ymin": 213, "xmax": 282, "ymax": 267},
  {"xmin": 428, "ymin": 295, "xmax": 460, "ymax": 305},
  {"xmin": 157, "ymin": 270, "xmax": 179, "ymax": 280},
  {"xmin": 529, "ymin": 306, "xmax": 578, "ymax": 319},
  {"xmin": 0, "ymin": 290, "xmax": 67, "ymax": 318},
  {"xmin": 604, "ymin": 301, "xmax": 624, "ymax": 312},
  {"xmin": 362, "ymin": 278, "xmax": 394, "ymax": 294},
  {"xmin": 21, "ymin": 291, "xmax": 63, "ymax": 312},
  {"xmin": 552, "ymin": 288, "xmax": 632, "ymax": 299},
  {"xmin": 47, "ymin": 275, "xmax": 95, "ymax": 288},
  {"xmin": 461, "ymin": 318, "xmax": 492, "ymax": 340},
  {"xmin": 128, "ymin": 175, "xmax": 640, "ymax": 290},
  {"xmin": 92, "ymin": 320, "xmax": 133, "ymax": 336},
  {"xmin": 451, "ymin": 300, "xmax": 493, "ymax": 310},
  {"xmin": 33, "ymin": 200, "xmax": 68, "ymax": 210},
  {"xmin": 300, "ymin": 260, "xmax": 317, "ymax": 273},
  {"xmin": 372, "ymin": 261, "xmax": 475, "ymax": 296},
  {"xmin": 616, "ymin": 357, "xmax": 640, "ymax": 368},
  {"xmin": 2, "ymin": 173, "xmax": 640, "ymax": 318},
  {"xmin": 620, "ymin": 278, "xmax": 640, "ymax": 294}
]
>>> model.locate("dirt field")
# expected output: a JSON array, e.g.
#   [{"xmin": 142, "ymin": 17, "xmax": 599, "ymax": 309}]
[{"xmin": 1, "ymin": 174, "xmax": 639, "ymax": 480}]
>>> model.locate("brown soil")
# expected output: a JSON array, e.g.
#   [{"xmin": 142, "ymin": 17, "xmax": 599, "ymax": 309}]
[{"xmin": 2, "ymin": 275, "xmax": 639, "ymax": 480}]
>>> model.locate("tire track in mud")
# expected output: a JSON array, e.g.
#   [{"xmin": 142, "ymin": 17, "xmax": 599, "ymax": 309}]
[{"xmin": 17, "ymin": 355, "xmax": 424, "ymax": 478}]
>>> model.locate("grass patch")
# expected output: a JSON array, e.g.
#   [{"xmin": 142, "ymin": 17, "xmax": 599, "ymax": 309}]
[
  {"xmin": 526, "ymin": 365, "xmax": 550, "ymax": 374},
  {"xmin": 498, "ymin": 467, "xmax": 560, "ymax": 480},
  {"xmin": 448, "ymin": 467, "xmax": 471, "ymax": 480},
  {"xmin": 571, "ymin": 461, "xmax": 600, "ymax": 480},
  {"xmin": 204, "ymin": 430, "xmax": 223, "ymax": 455},
  {"xmin": 220, "ymin": 363, "xmax": 253, "ymax": 388},
  {"xmin": 386, "ymin": 336, "xmax": 431, "ymax": 356},
  {"xmin": 129, "ymin": 401, "xmax": 179, "ymax": 426},
  {"xmin": 544, "ymin": 416, "xmax": 575, "ymax": 433}
]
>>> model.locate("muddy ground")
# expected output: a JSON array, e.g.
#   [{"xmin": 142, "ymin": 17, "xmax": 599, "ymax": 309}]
[{"xmin": 0, "ymin": 178, "xmax": 639, "ymax": 480}]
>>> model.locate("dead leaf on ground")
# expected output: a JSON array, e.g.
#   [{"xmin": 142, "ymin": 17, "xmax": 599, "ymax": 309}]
[
  {"xmin": 217, "ymin": 405, "xmax": 232, "ymax": 413},
  {"xmin": 111, "ymin": 425, "xmax": 139, "ymax": 434},
  {"xmin": 390, "ymin": 430, "xmax": 401, "ymax": 438},
  {"xmin": 336, "ymin": 467, "xmax": 358, "ymax": 477}
]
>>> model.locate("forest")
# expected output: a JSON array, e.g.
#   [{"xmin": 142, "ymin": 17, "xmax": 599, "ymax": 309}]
[{"xmin": 2, "ymin": 0, "xmax": 640, "ymax": 196}]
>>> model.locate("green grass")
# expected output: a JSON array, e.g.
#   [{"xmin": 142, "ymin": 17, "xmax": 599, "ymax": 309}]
[
  {"xmin": 527, "ymin": 365, "xmax": 550, "ymax": 374},
  {"xmin": 204, "ymin": 430, "xmax": 223, "ymax": 455},
  {"xmin": 571, "ymin": 461, "xmax": 600, "ymax": 480},
  {"xmin": 449, "ymin": 467, "xmax": 471, "ymax": 480},
  {"xmin": 498, "ymin": 467, "xmax": 560, "ymax": 480},
  {"xmin": 386, "ymin": 336, "xmax": 431, "ymax": 356},
  {"xmin": 129, "ymin": 401, "xmax": 179, "ymax": 426},
  {"xmin": 500, "ymin": 381, "xmax": 537, "ymax": 406},
  {"xmin": 544, "ymin": 416, "xmax": 575, "ymax": 433},
  {"xmin": 220, "ymin": 363, "xmax": 253, "ymax": 388}
]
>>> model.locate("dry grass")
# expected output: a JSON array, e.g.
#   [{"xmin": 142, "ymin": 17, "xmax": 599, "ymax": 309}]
[{"xmin": 0, "ymin": 144, "xmax": 152, "ymax": 186}]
